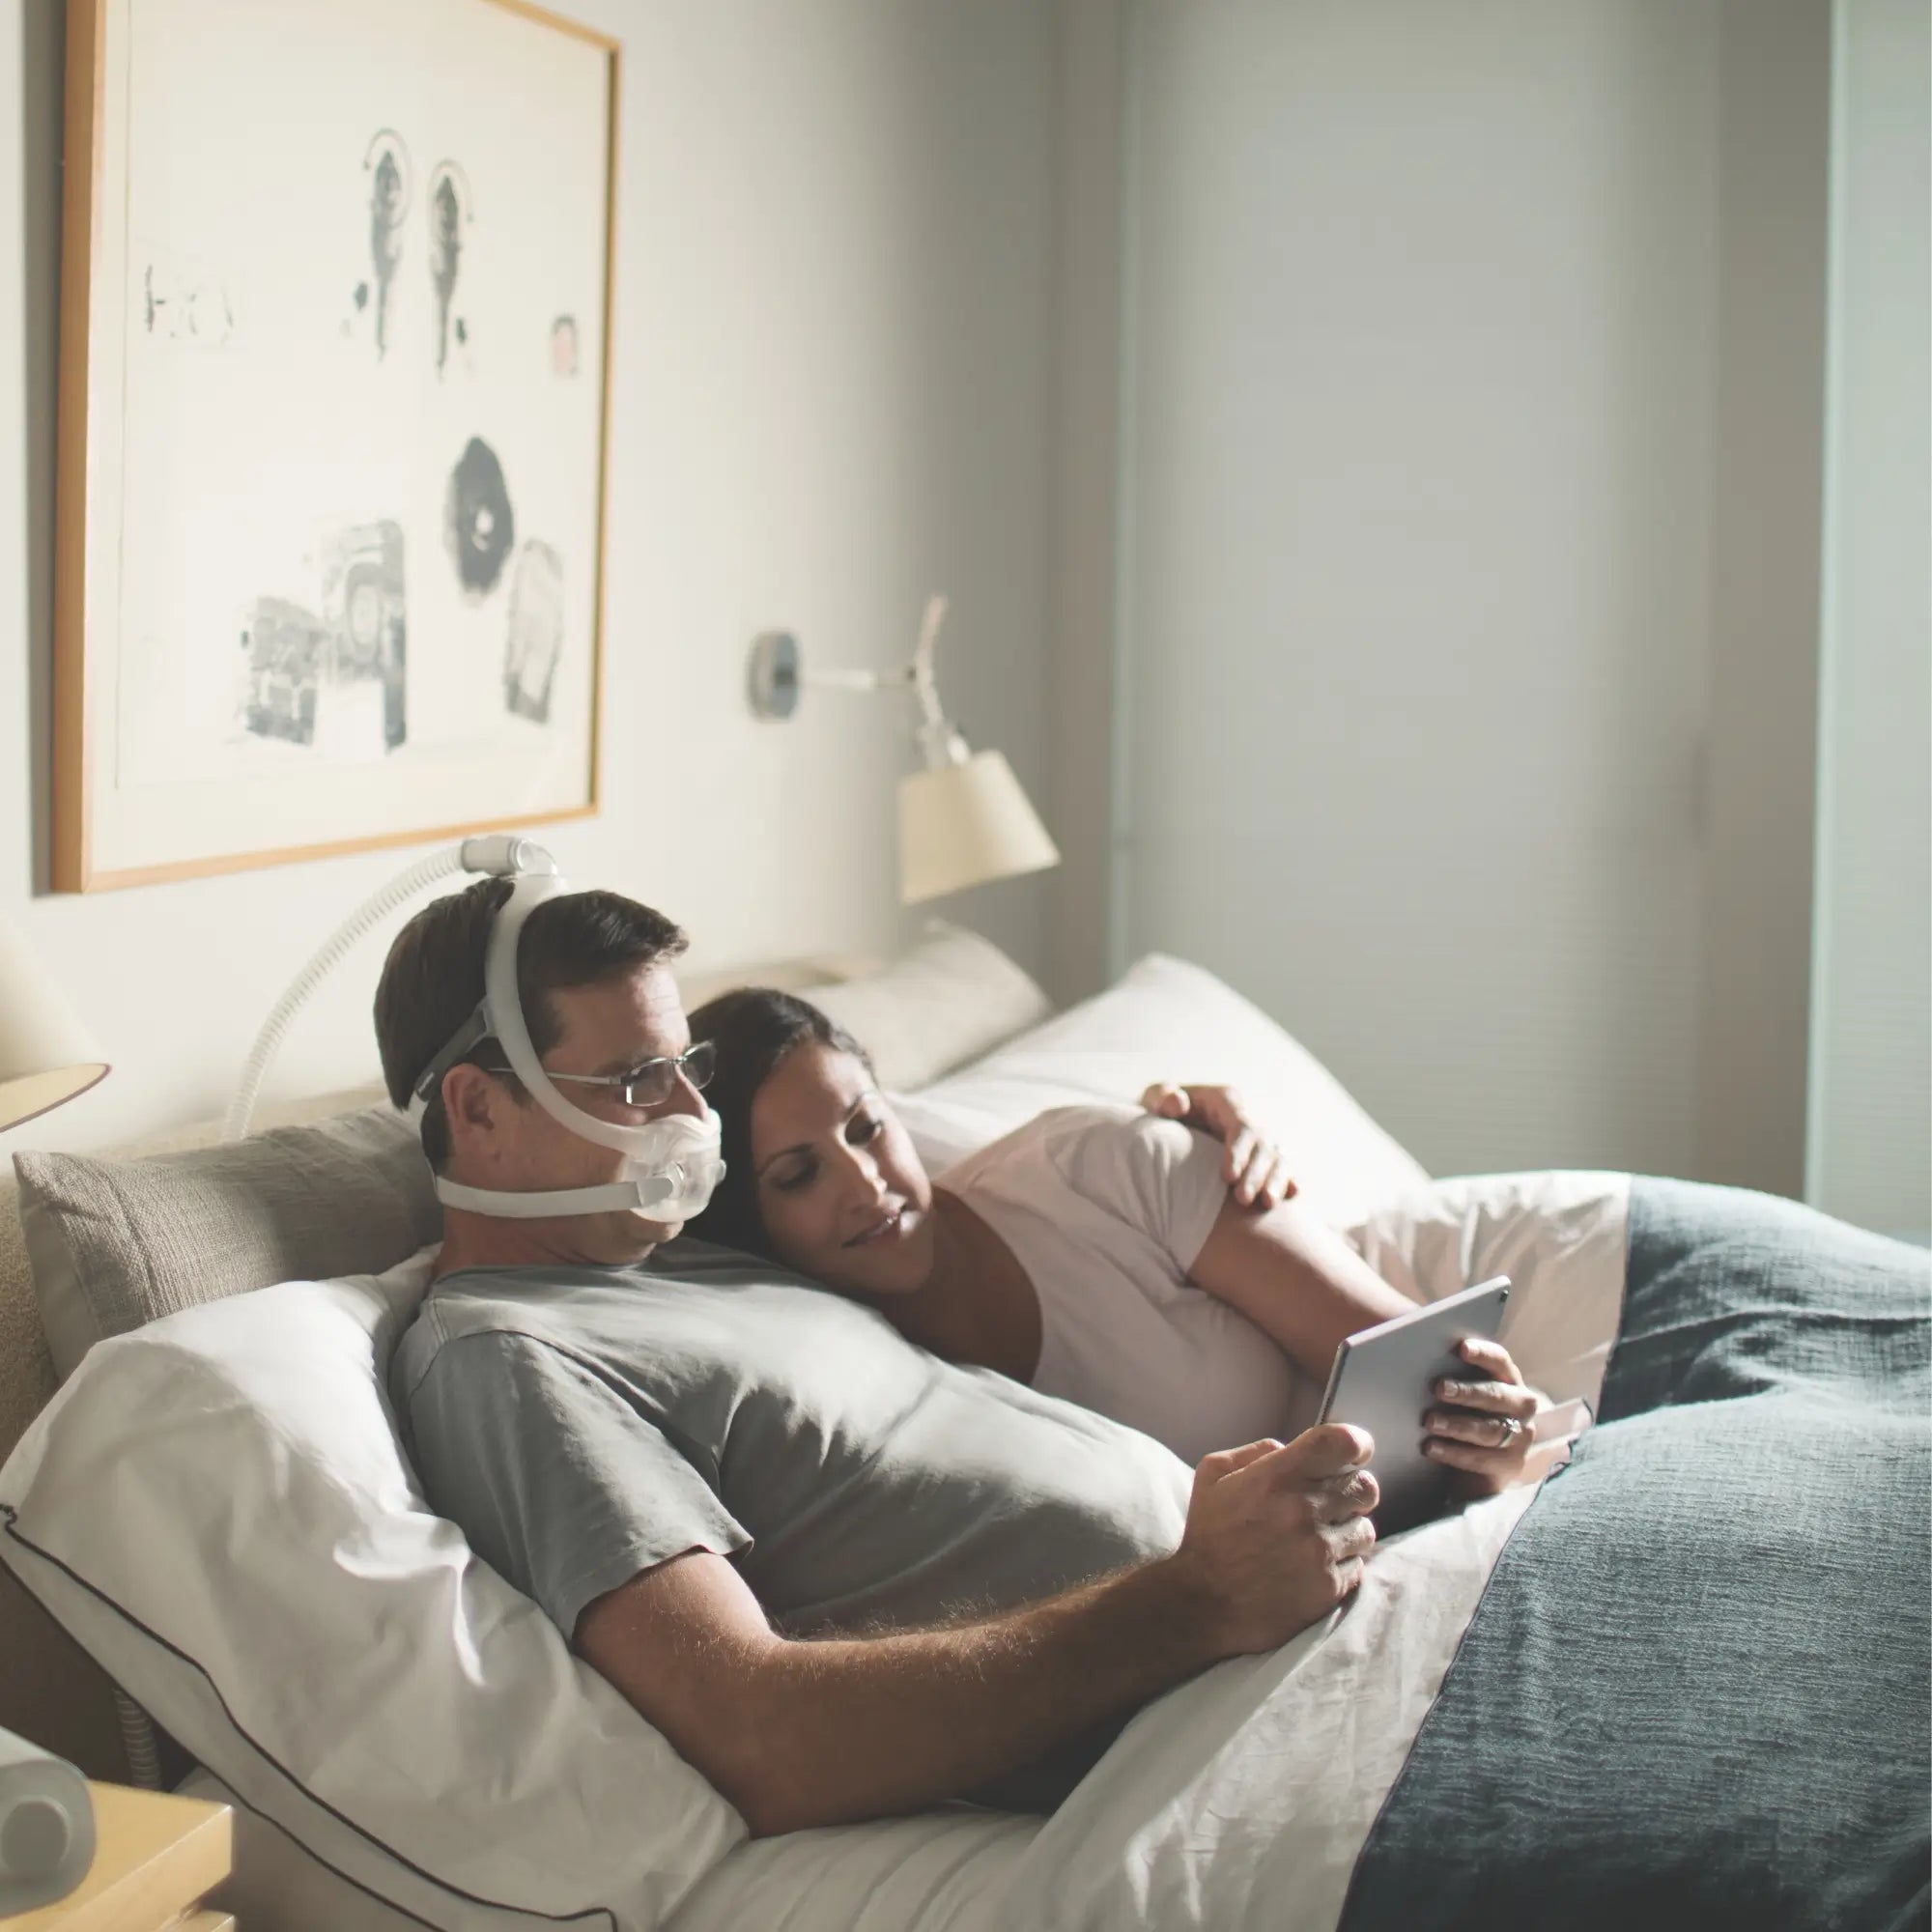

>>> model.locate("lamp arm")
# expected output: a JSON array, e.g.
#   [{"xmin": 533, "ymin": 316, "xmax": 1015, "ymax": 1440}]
[
  {"xmin": 223, "ymin": 834, "xmax": 549, "ymax": 1142},
  {"xmin": 806, "ymin": 667, "xmax": 903, "ymax": 695},
  {"xmin": 746, "ymin": 595, "xmax": 966, "ymax": 767},
  {"xmin": 908, "ymin": 593, "xmax": 969, "ymax": 767},
  {"xmin": 909, "ymin": 593, "xmax": 949, "ymax": 737}
]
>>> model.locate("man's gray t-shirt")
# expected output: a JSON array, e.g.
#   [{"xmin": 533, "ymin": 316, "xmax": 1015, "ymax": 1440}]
[{"xmin": 393, "ymin": 1239, "xmax": 1191, "ymax": 1660}]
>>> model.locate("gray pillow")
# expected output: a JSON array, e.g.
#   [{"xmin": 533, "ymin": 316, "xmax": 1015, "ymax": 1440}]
[{"xmin": 15, "ymin": 1106, "xmax": 440, "ymax": 1380}]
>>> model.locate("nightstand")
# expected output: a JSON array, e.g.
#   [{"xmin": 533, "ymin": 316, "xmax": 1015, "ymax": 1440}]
[{"xmin": 4, "ymin": 1784, "xmax": 232, "ymax": 1931}]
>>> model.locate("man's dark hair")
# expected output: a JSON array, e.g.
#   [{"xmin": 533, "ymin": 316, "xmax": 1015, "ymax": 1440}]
[
  {"xmin": 682, "ymin": 987, "xmax": 872, "ymax": 1256},
  {"xmin": 374, "ymin": 878, "xmax": 687, "ymax": 1170}
]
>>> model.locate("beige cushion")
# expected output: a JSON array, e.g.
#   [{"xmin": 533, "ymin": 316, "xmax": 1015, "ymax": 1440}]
[
  {"xmin": 15, "ymin": 1104, "xmax": 440, "ymax": 1381},
  {"xmin": 802, "ymin": 922, "xmax": 1052, "ymax": 1091},
  {"xmin": 676, "ymin": 952, "xmax": 882, "ymax": 1011}
]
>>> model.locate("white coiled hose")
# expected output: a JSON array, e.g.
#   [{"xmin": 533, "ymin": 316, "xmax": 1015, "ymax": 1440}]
[{"xmin": 222, "ymin": 835, "xmax": 549, "ymax": 1140}]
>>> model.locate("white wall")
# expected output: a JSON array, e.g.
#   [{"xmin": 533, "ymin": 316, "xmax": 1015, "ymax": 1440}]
[
  {"xmin": 1695, "ymin": 0, "xmax": 1831, "ymax": 1197},
  {"xmin": 1118, "ymin": 0, "xmax": 1722, "ymax": 1178},
  {"xmin": 1044, "ymin": 0, "xmax": 1127, "ymax": 1006},
  {"xmin": 1807, "ymin": 0, "xmax": 1931, "ymax": 1241},
  {"xmin": 1112, "ymin": 0, "xmax": 1833, "ymax": 1185},
  {"xmin": 1, "ymin": 0, "xmax": 1057, "ymax": 1151}
]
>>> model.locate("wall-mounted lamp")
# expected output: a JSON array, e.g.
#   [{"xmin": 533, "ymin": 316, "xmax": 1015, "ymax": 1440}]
[
  {"xmin": 0, "ymin": 916, "xmax": 110, "ymax": 1133},
  {"xmin": 748, "ymin": 594, "xmax": 1061, "ymax": 905}
]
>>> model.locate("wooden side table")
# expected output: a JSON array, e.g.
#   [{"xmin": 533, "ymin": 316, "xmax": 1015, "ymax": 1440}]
[{"xmin": 4, "ymin": 1784, "xmax": 232, "ymax": 1931}]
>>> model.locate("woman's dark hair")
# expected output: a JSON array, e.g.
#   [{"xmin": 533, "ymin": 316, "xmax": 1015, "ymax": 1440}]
[{"xmin": 683, "ymin": 987, "xmax": 871, "ymax": 1256}]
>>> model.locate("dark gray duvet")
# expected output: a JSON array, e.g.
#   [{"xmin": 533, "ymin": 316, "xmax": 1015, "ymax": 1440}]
[{"xmin": 1340, "ymin": 1179, "xmax": 1931, "ymax": 1931}]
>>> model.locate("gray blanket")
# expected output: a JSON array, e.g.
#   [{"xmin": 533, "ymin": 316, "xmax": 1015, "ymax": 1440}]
[{"xmin": 1341, "ymin": 1179, "xmax": 1931, "ymax": 1932}]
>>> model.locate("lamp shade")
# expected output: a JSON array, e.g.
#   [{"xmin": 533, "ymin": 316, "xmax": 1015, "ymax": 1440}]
[
  {"xmin": 0, "ymin": 918, "xmax": 109, "ymax": 1131},
  {"xmin": 897, "ymin": 750, "xmax": 1061, "ymax": 905}
]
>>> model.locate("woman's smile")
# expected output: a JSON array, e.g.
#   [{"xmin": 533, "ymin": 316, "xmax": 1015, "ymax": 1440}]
[{"xmin": 845, "ymin": 1206, "xmax": 912, "ymax": 1248}]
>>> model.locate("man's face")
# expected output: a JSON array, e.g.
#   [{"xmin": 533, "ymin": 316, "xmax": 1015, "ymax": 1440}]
[{"xmin": 466, "ymin": 961, "xmax": 706, "ymax": 1266}]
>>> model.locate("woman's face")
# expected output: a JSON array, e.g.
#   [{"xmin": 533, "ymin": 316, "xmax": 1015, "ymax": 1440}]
[{"xmin": 749, "ymin": 1042, "xmax": 936, "ymax": 1298}]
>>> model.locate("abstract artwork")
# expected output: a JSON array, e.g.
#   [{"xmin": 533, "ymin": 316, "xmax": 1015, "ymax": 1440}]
[{"xmin": 52, "ymin": 0, "xmax": 616, "ymax": 890}]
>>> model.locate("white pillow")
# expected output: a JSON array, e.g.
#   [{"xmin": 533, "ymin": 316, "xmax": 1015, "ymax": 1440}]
[
  {"xmin": 0, "ymin": 1250, "xmax": 743, "ymax": 1931},
  {"xmin": 797, "ymin": 921, "xmax": 1052, "ymax": 1091},
  {"xmin": 893, "ymin": 954, "xmax": 1430, "ymax": 1229}
]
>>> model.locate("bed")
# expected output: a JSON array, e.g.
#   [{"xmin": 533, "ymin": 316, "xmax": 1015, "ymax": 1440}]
[{"xmin": 2, "ymin": 927, "xmax": 1925, "ymax": 1931}]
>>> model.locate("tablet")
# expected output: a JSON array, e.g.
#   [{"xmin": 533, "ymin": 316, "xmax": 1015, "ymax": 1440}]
[{"xmin": 1316, "ymin": 1276, "xmax": 1512, "ymax": 1534}]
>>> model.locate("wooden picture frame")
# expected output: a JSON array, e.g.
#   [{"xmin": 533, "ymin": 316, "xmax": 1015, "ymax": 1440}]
[{"xmin": 52, "ymin": 0, "xmax": 618, "ymax": 891}]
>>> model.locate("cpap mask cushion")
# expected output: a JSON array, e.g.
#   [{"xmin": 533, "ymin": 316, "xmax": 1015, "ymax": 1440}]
[{"xmin": 410, "ymin": 866, "xmax": 724, "ymax": 1224}]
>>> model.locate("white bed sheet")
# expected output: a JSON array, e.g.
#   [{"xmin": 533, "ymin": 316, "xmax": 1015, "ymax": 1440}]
[
  {"xmin": 666, "ymin": 1811, "xmax": 1038, "ymax": 1932},
  {"xmin": 981, "ymin": 1487, "xmax": 1536, "ymax": 1930}
]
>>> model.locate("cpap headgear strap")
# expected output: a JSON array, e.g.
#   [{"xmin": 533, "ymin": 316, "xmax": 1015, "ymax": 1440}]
[{"xmin": 409, "ymin": 854, "xmax": 724, "ymax": 1222}]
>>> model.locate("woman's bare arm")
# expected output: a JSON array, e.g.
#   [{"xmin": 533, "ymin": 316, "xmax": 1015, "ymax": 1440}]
[
  {"xmin": 1186, "ymin": 1195, "xmax": 1417, "ymax": 1380},
  {"xmin": 1189, "ymin": 1210, "xmax": 1560, "ymax": 1491}
]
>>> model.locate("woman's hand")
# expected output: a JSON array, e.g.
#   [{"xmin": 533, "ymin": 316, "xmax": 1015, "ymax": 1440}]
[
  {"xmin": 1139, "ymin": 1083, "xmax": 1297, "ymax": 1209},
  {"xmin": 1420, "ymin": 1336, "xmax": 1548, "ymax": 1496}
]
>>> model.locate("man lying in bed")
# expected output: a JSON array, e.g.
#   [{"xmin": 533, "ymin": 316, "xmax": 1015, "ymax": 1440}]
[{"xmin": 376, "ymin": 880, "xmax": 1378, "ymax": 1836}]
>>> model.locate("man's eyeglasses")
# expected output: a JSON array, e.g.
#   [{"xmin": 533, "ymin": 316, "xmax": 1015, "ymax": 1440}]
[{"xmin": 480, "ymin": 1038, "xmax": 716, "ymax": 1110}]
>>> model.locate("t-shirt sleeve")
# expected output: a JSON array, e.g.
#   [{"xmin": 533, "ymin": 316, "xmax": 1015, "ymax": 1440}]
[
  {"xmin": 404, "ymin": 1330, "xmax": 750, "ymax": 1639},
  {"xmin": 1047, "ymin": 1107, "xmax": 1233, "ymax": 1275}
]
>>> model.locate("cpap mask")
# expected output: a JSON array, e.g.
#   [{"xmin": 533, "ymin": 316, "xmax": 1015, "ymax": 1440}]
[{"xmin": 407, "ymin": 848, "xmax": 724, "ymax": 1223}]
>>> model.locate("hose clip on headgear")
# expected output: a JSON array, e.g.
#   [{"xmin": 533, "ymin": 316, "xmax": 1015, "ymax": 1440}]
[{"xmin": 410, "ymin": 845, "xmax": 724, "ymax": 1222}]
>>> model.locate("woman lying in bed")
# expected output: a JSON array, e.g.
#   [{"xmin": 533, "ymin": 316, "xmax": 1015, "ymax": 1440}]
[{"xmin": 685, "ymin": 988, "xmax": 1550, "ymax": 1490}]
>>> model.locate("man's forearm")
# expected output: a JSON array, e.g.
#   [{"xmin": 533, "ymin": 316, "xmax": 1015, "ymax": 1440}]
[
  {"xmin": 725, "ymin": 1554, "xmax": 1218, "ymax": 1834},
  {"xmin": 580, "ymin": 1439, "xmax": 1372, "ymax": 1837}
]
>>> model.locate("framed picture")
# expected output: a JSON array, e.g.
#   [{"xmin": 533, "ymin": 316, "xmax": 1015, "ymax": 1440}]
[{"xmin": 52, "ymin": 0, "xmax": 617, "ymax": 891}]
